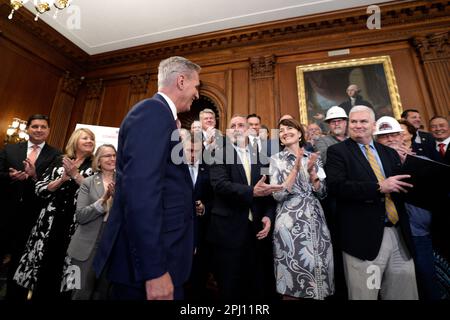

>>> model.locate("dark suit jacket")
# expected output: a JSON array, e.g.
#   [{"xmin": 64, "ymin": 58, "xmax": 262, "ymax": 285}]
[
  {"xmin": 93, "ymin": 93, "xmax": 194, "ymax": 289},
  {"xmin": 0, "ymin": 142, "xmax": 61, "ymax": 255},
  {"xmin": 325, "ymin": 138, "xmax": 413, "ymax": 261},
  {"xmin": 207, "ymin": 140, "xmax": 276, "ymax": 249},
  {"xmin": 435, "ymin": 140, "xmax": 450, "ymax": 165},
  {"xmin": 412, "ymin": 130, "xmax": 439, "ymax": 161},
  {"xmin": 338, "ymin": 95, "xmax": 373, "ymax": 115},
  {"xmin": 192, "ymin": 163, "xmax": 213, "ymax": 248}
]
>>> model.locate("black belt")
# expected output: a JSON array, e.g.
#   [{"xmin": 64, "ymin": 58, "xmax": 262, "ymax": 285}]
[{"xmin": 385, "ymin": 221, "xmax": 398, "ymax": 228}]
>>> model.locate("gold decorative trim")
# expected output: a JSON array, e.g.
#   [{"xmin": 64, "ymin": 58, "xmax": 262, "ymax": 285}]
[{"xmin": 296, "ymin": 55, "xmax": 403, "ymax": 125}]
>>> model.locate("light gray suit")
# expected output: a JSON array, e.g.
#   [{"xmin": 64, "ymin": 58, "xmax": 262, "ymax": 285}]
[
  {"xmin": 67, "ymin": 173, "xmax": 106, "ymax": 261},
  {"xmin": 67, "ymin": 172, "xmax": 112, "ymax": 299}
]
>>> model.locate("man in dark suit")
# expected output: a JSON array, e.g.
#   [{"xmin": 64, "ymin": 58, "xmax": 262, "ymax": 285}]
[
  {"xmin": 207, "ymin": 115, "xmax": 283, "ymax": 301},
  {"xmin": 183, "ymin": 134, "xmax": 214, "ymax": 300},
  {"xmin": 325, "ymin": 105, "xmax": 418, "ymax": 300},
  {"xmin": 247, "ymin": 113, "xmax": 273, "ymax": 158},
  {"xmin": 429, "ymin": 115, "xmax": 450, "ymax": 272},
  {"xmin": 0, "ymin": 114, "xmax": 61, "ymax": 300},
  {"xmin": 338, "ymin": 84, "xmax": 373, "ymax": 115},
  {"xmin": 93, "ymin": 56, "xmax": 201, "ymax": 300},
  {"xmin": 430, "ymin": 116, "xmax": 450, "ymax": 165},
  {"xmin": 401, "ymin": 109, "xmax": 437, "ymax": 159}
]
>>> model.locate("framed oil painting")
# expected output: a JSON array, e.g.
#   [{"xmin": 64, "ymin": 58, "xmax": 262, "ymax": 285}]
[{"xmin": 296, "ymin": 55, "xmax": 402, "ymax": 125}]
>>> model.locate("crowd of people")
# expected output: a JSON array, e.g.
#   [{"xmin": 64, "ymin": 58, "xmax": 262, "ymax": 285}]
[{"xmin": 0, "ymin": 56, "xmax": 449, "ymax": 301}]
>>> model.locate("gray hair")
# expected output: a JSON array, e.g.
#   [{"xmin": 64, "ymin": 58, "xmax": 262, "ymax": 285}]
[
  {"xmin": 157, "ymin": 56, "xmax": 201, "ymax": 89},
  {"xmin": 349, "ymin": 105, "xmax": 375, "ymax": 122},
  {"xmin": 199, "ymin": 108, "xmax": 216, "ymax": 119}
]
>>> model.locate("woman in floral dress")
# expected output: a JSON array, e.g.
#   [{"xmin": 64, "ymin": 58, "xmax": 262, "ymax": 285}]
[
  {"xmin": 269, "ymin": 118, "xmax": 334, "ymax": 300},
  {"xmin": 13, "ymin": 128, "xmax": 95, "ymax": 299}
]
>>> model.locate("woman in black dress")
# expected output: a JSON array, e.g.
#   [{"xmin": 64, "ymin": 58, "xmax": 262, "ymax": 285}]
[{"xmin": 13, "ymin": 128, "xmax": 95, "ymax": 300}]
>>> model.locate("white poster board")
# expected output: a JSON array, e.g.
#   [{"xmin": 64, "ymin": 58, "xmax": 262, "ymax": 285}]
[{"xmin": 75, "ymin": 123, "xmax": 119, "ymax": 152}]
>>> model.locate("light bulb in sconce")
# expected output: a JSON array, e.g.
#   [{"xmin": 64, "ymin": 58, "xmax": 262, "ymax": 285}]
[
  {"xmin": 12, "ymin": 118, "xmax": 20, "ymax": 128},
  {"xmin": 33, "ymin": 0, "xmax": 52, "ymax": 21},
  {"xmin": 19, "ymin": 122, "xmax": 27, "ymax": 131},
  {"xmin": 6, "ymin": 127, "xmax": 15, "ymax": 136},
  {"xmin": 18, "ymin": 131, "xmax": 28, "ymax": 139}
]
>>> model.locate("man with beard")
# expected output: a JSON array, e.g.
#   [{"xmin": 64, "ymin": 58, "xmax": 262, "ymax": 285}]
[{"xmin": 314, "ymin": 106, "xmax": 348, "ymax": 165}]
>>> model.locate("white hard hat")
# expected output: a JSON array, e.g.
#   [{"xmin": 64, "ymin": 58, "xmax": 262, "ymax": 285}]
[
  {"xmin": 325, "ymin": 106, "xmax": 348, "ymax": 121},
  {"xmin": 374, "ymin": 116, "xmax": 404, "ymax": 135}
]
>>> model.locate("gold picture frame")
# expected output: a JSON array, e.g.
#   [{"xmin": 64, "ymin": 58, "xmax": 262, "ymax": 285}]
[{"xmin": 296, "ymin": 55, "xmax": 402, "ymax": 125}]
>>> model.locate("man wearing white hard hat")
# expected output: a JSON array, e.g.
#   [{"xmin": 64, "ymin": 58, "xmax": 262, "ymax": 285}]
[
  {"xmin": 374, "ymin": 116, "xmax": 441, "ymax": 300},
  {"xmin": 314, "ymin": 106, "xmax": 348, "ymax": 165},
  {"xmin": 373, "ymin": 116, "xmax": 411, "ymax": 163},
  {"xmin": 314, "ymin": 105, "xmax": 350, "ymax": 300}
]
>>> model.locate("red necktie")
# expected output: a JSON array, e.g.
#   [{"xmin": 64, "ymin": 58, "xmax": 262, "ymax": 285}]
[
  {"xmin": 28, "ymin": 145, "xmax": 40, "ymax": 165},
  {"xmin": 438, "ymin": 143, "xmax": 446, "ymax": 158}
]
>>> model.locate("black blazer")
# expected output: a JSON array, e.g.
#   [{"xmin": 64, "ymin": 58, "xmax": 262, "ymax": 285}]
[
  {"xmin": 412, "ymin": 131, "xmax": 439, "ymax": 161},
  {"xmin": 192, "ymin": 163, "xmax": 213, "ymax": 248},
  {"xmin": 0, "ymin": 141, "xmax": 61, "ymax": 253},
  {"xmin": 207, "ymin": 140, "xmax": 276, "ymax": 249},
  {"xmin": 325, "ymin": 138, "xmax": 413, "ymax": 261}
]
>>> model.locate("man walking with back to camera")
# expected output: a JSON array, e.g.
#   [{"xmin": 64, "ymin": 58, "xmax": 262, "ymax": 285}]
[{"xmin": 94, "ymin": 56, "xmax": 201, "ymax": 300}]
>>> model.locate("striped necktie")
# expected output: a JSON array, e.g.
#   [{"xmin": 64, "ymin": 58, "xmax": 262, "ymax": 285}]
[{"xmin": 364, "ymin": 145, "xmax": 399, "ymax": 225}]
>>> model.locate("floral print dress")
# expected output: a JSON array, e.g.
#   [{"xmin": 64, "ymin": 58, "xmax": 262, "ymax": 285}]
[
  {"xmin": 269, "ymin": 149, "xmax": 334, "ymax": 299},
  {"xmin": 13, "ymin": 156, "xmax": 93, "ymax": 293}
]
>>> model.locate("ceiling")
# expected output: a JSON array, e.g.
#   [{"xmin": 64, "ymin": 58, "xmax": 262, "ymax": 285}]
[{"xmin": 23, "ymin": 0, "xmax": 394, "ymax": 55}]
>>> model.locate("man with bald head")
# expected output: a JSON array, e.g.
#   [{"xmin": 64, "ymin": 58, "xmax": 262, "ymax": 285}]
[{"xmin": 338, "ymin": 84, "xmax": 373, "ymax": 115}]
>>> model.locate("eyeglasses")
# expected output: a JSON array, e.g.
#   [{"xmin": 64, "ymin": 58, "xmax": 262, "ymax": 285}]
[{"xmin": 100, "ymin": 154, "xmax": 116, "ymax": 159}]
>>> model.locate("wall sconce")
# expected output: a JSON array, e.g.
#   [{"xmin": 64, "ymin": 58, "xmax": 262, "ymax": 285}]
[{"xmin": 4, "ymin": 117, "xmax": 29, "ymax": 145}]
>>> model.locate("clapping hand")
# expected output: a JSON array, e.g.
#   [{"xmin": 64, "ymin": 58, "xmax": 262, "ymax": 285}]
[
  {"xmin": 62, "ymin": 157, "xmax": 79, "ymax": 178},
  {"xmin": 9, "ymin": 168, "xmax": 28, "ymax": 181},
  {"xmin": 103, "ymin": 182, "xmax": 115, "ymax": 202},
  {"xmin": 23, "ymin": 159, "xmax": 36, "ymax": 180},
  {"xmin": 306, "ymin": 152, "xmax": 319, "ymax": 175}
]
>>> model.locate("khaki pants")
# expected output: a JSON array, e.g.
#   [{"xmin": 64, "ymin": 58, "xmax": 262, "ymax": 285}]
[{"xmin": 342, "ymin": 227, "xmax": 418, "ymax": 300}]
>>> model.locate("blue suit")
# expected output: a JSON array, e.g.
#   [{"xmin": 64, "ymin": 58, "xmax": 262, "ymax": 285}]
[{"xmin": 93, "ymin": 93, "xmax": 194, "ymax": 299}]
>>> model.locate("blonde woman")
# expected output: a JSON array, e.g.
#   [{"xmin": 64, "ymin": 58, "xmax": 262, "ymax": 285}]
[
  {"xmin": 66, "ymin": 144, "xmax": 116, "ymax": 300},
  {"xmin": 14, "ymin": 128, "xmax": 95, "ymax": 300}
]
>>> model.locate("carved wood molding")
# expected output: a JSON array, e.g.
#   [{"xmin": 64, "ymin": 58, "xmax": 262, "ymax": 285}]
[
  {"xmin": 413, "ymin": 31, "xmax": 450, "ymax": 62},
  {"xmin": 86, "ymin": 79, "xmax": 103, "ymax": 100},
  {"xmin": 250, "ymin": 55, "xmax": 276, "ymax": 79},
  {"xmin": 88, "ymin": 0, "xmax": 450, "ymax": 68},
  {"xmin": 61, "ymin": 72, "xmax": 83, "ymax": 97},
  {"xmin": 130, "ymin": 73, "xmax": 150, "ymax": 94}
]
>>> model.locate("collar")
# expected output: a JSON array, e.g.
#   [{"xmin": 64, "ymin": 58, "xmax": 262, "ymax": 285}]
[
  {"xmin": 27, "ymin": 141, "xmax": 45, "ymax": 149},
  {"xmin": 357, "ymin": 139, "xmax": 375, "ymax": 150},
  {"xmin": 157, "ymin": 92, "xmax": 177, "ymax": 121},
  {"xmin": 232, "ymin": 143, "xmax": 249, "ymax": 154},
  {"xmin": 189, "ymin": 160, "xmax": 200, "ymax": 167},
  {"xmin": 437, "ymin": 136, "xmax": 450, "ymax": 147},
  {"xmin": 278, "ymin": 148, "xmax": 308, "ymax": 161}
]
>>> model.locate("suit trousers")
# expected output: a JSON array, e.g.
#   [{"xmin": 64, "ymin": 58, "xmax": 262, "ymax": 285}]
[
  {"xmin": 212, "ymin": 220, "xmax": 276, "ymax": 301},
  {"xmin": 342, "ymin": 226, "xmax": 418, "ymax": 300}
]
